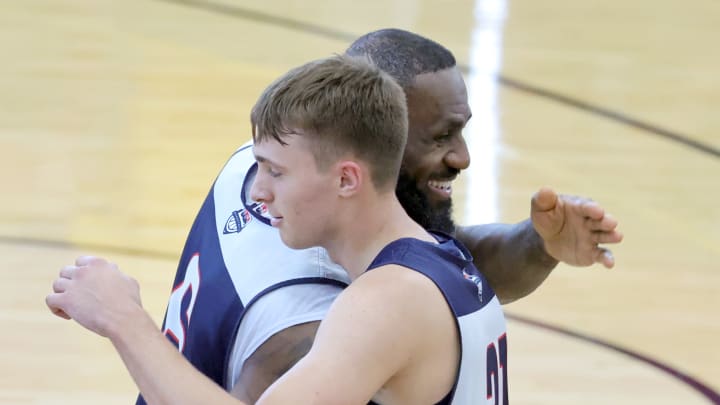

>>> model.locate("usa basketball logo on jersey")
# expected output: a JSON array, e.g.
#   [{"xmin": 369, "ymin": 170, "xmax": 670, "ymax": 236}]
[
  {"xmin": 462, "ymin": 269, "xmax": 483, "ymax": 303},
  {"xmin": 223, "ymin": 209, "xmax": 253, "ymax": 234}
]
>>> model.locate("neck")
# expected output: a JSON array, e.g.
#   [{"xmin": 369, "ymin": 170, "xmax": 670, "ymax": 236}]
[{"xmin": 323, "ymin": 191, "xmax": 434, "ymax": 281}]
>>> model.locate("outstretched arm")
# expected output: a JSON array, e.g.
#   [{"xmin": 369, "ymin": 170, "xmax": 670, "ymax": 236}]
[{"xmin": 455, "ymin": 187, "xmax": 623, "ymax": 304}]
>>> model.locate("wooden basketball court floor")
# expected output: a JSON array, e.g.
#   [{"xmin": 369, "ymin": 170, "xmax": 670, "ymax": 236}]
[{"xmin": 1, "ymin": 0, "xmax": 718, "ymax": 403}]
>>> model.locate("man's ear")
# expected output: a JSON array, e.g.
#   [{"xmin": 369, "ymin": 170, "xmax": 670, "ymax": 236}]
[{"xmin": 337, "ymin": 160, "xmax": 363, "ymax": 197}]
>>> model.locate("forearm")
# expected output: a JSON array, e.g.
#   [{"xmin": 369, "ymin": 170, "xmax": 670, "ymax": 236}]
[
  {"xmin": 108, "ymin": 308, "xmax": 246, "ymax": 405},
  {"xmin": 455, "ymin": 219, "xmax": 558, "ymax": 304}
]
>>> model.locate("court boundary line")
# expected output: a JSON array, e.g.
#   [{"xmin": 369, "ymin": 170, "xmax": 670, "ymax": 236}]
[
  {"xmin": 151, "ymin": 0, "xmax": 719, "ymax": 159},
  {"xmin": 507, "ymin": 313, "xmax": 720, "ymax": 404}
]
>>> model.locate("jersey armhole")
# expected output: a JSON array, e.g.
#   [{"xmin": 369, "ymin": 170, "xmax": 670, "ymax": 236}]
[{"xmin": 225, "ymin": 282, "xmax": 344, "ymax": 389}]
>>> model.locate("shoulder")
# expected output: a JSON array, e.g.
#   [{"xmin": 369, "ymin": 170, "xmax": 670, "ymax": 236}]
[
  {"xmin": 306, "ymin": 265, "xmax": 458, "ymax": 385},
  {"xmin": 324, "ymin": 264, "xmax": 454, "ymax": 339},
  {"xmin": 350, "ymin": 264, "xmax": 440, "ymax": 302}
]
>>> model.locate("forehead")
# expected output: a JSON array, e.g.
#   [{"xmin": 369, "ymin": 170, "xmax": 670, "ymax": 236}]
[
  {"xmin": 253, "ymin": 133, "xmax": 312, "ymax": 163},
  {"xmin": 406, "ymin": 67, "xmax": 471, "ymax": 129}
]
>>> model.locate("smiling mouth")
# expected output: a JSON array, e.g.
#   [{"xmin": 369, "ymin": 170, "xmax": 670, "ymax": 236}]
[{"xmin": 427, "ymin": 179, "xmax": 453, "ymax": 198}]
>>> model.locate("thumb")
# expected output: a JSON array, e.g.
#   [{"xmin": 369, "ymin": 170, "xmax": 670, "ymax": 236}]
[{"xmin": 532, "ymin": 187, "xmax": 558, "ymax": 213}]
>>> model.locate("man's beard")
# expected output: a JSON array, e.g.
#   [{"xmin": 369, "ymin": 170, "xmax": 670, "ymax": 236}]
[{"xmin": 395, "ymin": 171, "xmax": 455, "ymax": 234}]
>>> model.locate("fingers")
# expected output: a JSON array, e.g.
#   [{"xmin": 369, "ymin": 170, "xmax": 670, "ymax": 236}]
[
  {"xmin": 586, "ymin": 213, "xmax": 623, "ymax": 245},
  {"xmin": 531, "ymin": 187, "xmax": 558, "ymax": 213},
  {"xmin": 59, "ymin": 265, "xmax": 77, "ymax": 279},
  {"xmin": 75, "ymin": 255, "xmax": 104, "ymax": 267},
  {"xmin": 52, "ymin": 277, "xmax": 71, "ymax": 293},
  {"xmin": 580, "ymin": 201, "xmax": 605, "ymax": 221},
  {"xmin": 592, "ymin": 230, "xmax": 624, "ymax": 245},
  {"xmin": 586, "ymin": 212, "xmax": 617, "ymax": 231},
  {"xmin": 594, "ymin": 248, "xmax": 615, "ymax": 269},
  {"xmin": 49, "ymin": 276, "xmax": 72, "ymax": 319},
  {"xmin": 46, "ymin": 293, "xmax": 71, "ymax": 320}
]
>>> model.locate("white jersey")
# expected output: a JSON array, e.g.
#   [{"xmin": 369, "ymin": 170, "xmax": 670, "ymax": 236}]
[{"xmin": 138, "ymin": 143, "xmax": 348, "ymax": 405}]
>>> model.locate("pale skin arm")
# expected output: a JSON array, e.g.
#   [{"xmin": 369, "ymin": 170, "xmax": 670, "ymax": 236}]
[
  {"xmin": 251, "ymin": 267, "xmax": 443, "ymax": 405},
  {"xmin": 47, "ymin": 257, "xmax": 437, "ymax": 405},
  {"xmin": 47, "ymin": 257, "xmax": 244, "ymax": 405},
  {"xmin": 455, "ymin": 187, "xmax": 623, "ymax": 304}
]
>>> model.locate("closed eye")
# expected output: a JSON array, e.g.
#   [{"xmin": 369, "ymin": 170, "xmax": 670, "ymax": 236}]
[
  {"xmin": 434, "ymin": 132, "xmax": 453, "ymax": 143},
  {"xmin": 257, "ymin": 161, "xmax": 282, "ymax": 178},
  {"xmin": 267, "ymin": 166, "xmax": 281, "ymax": 178}
]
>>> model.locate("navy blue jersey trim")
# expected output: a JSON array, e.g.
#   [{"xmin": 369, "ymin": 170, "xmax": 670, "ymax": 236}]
[
  {"xmin": 222, "ymin": 277, "xmax": 349, "ymax": 386},
  {"xmin": 365, "ymin": 235, "xmax": 465, "ymax": 405},
  {"xmin": 218, "ymin": 143, "xmax": 254, "ymax": 182},
  {"xmin": 368, "ymin": 234, "xmax": 496, "ymax": 315},
  {"xmin": 236, "ymin": 143, "xmax": 253, "ymax": 154},
  {"xmin": 241, "ymin": 163, "xmax": 272, "ymax": 226}
]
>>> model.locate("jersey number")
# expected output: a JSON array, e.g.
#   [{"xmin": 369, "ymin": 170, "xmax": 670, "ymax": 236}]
[
  {"xmin": 162, "ymin": 253, "xmax": 201, "ymax": 352},
  {"xmin": 486, "ymin": 333, "xmax": 508, "ymax": 405}
]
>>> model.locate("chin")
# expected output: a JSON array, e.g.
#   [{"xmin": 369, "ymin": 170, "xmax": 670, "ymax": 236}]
[
  {"xmin": 279, "ymin": 233, "xmax": 302, "ymax": 250},
  {"xmin": 427, "ymin": 194, "xmax": 452, "ymax": 209},
  {"xmin": 396, "ymin": 171, "xmax": 456, "ymax": 233},
  {"xmin": 285, "ymin": 237, "xmax": 319, "ymax": 251}
]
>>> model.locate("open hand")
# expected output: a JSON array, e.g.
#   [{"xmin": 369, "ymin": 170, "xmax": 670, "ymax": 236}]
[{"xmin": 531, "ymin": 187, "xmax": 623, "ymax": 268}]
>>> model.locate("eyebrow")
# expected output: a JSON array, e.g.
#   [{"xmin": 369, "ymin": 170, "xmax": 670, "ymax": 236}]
[
  {"xmin": 443, "ymin": 112, "xmax": 473, "ymax": 130},
  {"xmin": 253, "ymin": 153, "xmax": 281, "ymax": 168}
]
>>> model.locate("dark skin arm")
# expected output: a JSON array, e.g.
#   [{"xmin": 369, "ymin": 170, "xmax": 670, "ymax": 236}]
[
  {"xmin": 456, "ymin": 188, "xmax": 623, "ymax": 304},
  {"xmin": 455, "ymin": 219, "xmax": 557, "ymax": 304},
  {"xmin": 230, "ymin": 321, "xmax": 320, "ymax": 403}
]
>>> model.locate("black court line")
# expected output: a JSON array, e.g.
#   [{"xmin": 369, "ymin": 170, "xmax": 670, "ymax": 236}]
[
  {"xmin": 507, "ymin": 313, "xmax": 720, "ymax": 404},
  {"xmin": 152, "ymin": 0, "xmax": 719, "ymax": 159},
  {"xmin": 496, "ymin": 76, "xmax": 720, "ymax": 158},
  {"xmin": 7, "ymin": 232, "xmax": 720, "ymax": 401},
  {"xmin": 154, "ymin": 0, "xmax": 356, "ymax": 42}
]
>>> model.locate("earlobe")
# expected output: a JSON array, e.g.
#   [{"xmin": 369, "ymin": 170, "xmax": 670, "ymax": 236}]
[{"xmin": 338, "ymin": 161, "xmax": 362, "ymax": 197}]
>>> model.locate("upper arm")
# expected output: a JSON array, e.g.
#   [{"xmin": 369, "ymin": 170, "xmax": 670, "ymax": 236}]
[
  {"xmin": 456, "ymin": 221, "xmax": 557, "ymax": 304},
  {"xmin": 227, "ymin": 283, "xmax": 343, "ymax": 402},
  {"xmin": 230, "ymin": 321, "xmax": 320, "ymax": 403},
  {"xmin": 255, "ymin": 267, "xmax": 430, "ymax": 405}
]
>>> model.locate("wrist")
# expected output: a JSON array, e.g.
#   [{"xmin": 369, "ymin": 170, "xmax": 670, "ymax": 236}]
[
  {"xmin": 525, "ymin": 219, "xmax": 559, "ymax": 267},
  {"xmin": 106, "ymin": 304, "xmax": 157, "ymax": 346}
]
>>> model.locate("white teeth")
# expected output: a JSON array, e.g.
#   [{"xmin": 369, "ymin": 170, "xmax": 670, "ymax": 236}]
[{"xmin": 428, "ymin": 180, "xmax": 453, "ymax": 192}]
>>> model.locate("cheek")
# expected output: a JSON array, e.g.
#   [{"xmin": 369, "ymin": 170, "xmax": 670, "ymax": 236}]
[
  {"xmin": 285, "ymin": 181, "xmax": 325, "ymax": 215},
  {"xmin": 403, "ymin": 152, "xmax": 439, "ymax": 178}
]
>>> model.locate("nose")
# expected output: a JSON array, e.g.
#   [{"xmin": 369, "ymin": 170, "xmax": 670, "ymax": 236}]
[
  {"xmin": 250, "ymin": 168, "xmax": 272, "ymax": 204},
  {"xmin": 444, "ymin": 135, "xmax": 471, "ymax": 171}
]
